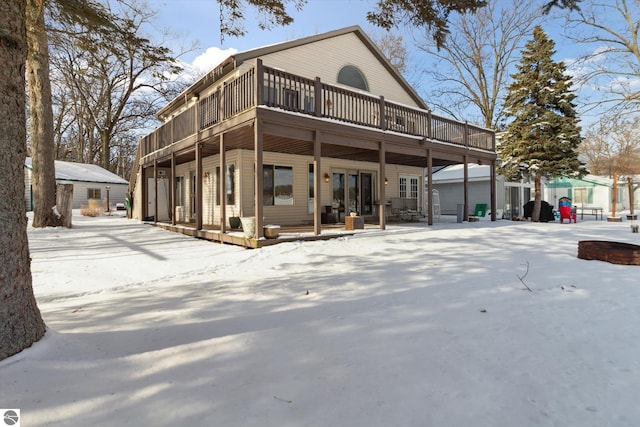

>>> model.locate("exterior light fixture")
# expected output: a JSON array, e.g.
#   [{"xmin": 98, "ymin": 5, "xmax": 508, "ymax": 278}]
[
  {"xmin": 324, "ymin": 173, "xmax": 330, "ymax": 183},
  {"xmin": 105, "ymin": 185, "xmax": 111, "ymax": 214},
  {"xmin": 385, "ymin": 177, "xmax": 389, "ymax": 185}
]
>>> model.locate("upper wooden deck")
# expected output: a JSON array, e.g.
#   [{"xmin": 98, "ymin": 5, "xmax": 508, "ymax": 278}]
[{"xmin": 136, "ymin": 60, "xmax": 495, "ymax": 164}]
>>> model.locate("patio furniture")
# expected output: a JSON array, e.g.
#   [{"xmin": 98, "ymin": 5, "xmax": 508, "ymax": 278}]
[
  {"xmin": 523, "ymin": 200, "xmax": 556, "ymax": 222},
  {"xmin": 473, "ymin": 203, "xmax": 488, "ymax": 217},
  {"xmin": 558, "ymin": 197, "xmax": 576, "ymax": 223}
]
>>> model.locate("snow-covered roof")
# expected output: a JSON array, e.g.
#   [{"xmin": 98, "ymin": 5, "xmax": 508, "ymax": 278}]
[
  {"xmin": 546, "ymin": 174, "xmax": 612, "ymax": 188},
  {"xmin": 432, "ymin": 164, "xmax": 491, "ymax": 183},
  {"xmin": 25, "ymin": 157, "xmax": 128, "ymax": 185}
]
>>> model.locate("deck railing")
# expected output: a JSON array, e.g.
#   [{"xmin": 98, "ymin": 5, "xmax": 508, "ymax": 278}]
[{"xmin": 138, "ymin": 59, "xmax": 495, "ymax": 158}]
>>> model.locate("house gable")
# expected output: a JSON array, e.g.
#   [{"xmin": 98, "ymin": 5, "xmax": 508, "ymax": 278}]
[
  {"xmin": 255, "ymin": 31, "xmax": 423, "ymax": 108},
  {"xmin": 158, "ymin": 26, "xmax": 426, "ymax": 118}
]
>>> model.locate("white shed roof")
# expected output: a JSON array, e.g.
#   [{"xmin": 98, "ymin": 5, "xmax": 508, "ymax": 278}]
[
  {"xmin": 25, "ymin": 158, "xmax": 128, "ymax": 185},
  {"xmin": 432, "ymin": 164, "xmax": 490, "ymax": 184}
]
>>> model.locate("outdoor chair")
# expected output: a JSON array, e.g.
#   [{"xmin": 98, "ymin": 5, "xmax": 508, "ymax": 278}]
[
  {"xmin": 558, "ymin": 197, "xmax": 576, "ymax": 223},
  {"xmin": 404, "ymin": 198, "xmax": 420, "ymax": 220},
  {"xmin": 473, "ymin": 203, "xmax": 488, "ymax": 217},
  {"xmin": 559, "ymin": 206, "xmax": 576, "ymax": 223},
  {"xmin": 390, "ymin": 197, "xmax": 407, "ymax": 221}
]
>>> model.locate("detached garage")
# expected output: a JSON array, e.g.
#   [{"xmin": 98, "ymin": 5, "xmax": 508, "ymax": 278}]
[{"xmin": 24, "ymin": 158, "xmax": 128, "ymax": 211}]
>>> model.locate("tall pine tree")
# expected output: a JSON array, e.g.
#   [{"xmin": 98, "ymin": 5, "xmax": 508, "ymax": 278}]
[{"xmin": 499, "ymin": 26, "xmax": 586, "ymax": 222}]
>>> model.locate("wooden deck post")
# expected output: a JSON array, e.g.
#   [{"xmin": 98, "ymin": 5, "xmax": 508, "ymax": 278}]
[
  {"xmin": 220, "ymin": 82, "xmax": 226, "ymax": 122},
  {"xmin": 491, "ymin": 128, "xmax": 496, "ymax": 151},
  {"xmin": 255, "ymin": 59, "xmax": 264, "ymax": 107},
  {"xmin": 379, "ymin": 140, "xmax": 386, "ymax": 230},
  {"xmin": 490, "ymin": 159, "xmax": 497, "ymax": 221},
  {"xmin": 379, "ymin": 96, "xmax": 386, "ymax": 130},
  {"xmin": 427, "ymin": 149, "xmax": 433, "ymax": 226},
  {"xmin": 220, "ymin": 133, "xmax": 227, "ymax": 233},
  {"xmin": 254, "ymin": 119, "xmax": 264, "ymax": 238},
  {"xmin": 195, "ymin": 142, "xmax": 203, "ymax": 230},
  {"xmin": 153, "ymin": 159, "xmax": 158, "ymax": 222},
  {"xmin": 171, "ymin": 152, "xmax": 176, "ymax": 225},
  {"xmin": 313, "ymin": 131, "xmax": 322, "ymax": 236},
  {"xmin": 463, "ymin": 155, "xmax": 469, "ymax": 221},
  {"xmin": 464, "ymin": 121, "xmax": 469, "ymax": 147},
  {"xmin": 314, "ymin": 77, "xmax": 322, "ymax": 117},
  {"xmin": 170, "ymin": 115, "xmax": 174, "ymax": 146}
]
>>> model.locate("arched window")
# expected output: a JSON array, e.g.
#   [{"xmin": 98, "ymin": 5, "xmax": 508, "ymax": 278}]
[{"xmin": 337, "ymin": 65, "xmax": 369, "ymax": 91}]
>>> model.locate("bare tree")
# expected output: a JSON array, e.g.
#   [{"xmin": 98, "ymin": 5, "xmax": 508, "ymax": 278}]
[
  {"xmin": 374, "ymin": 32, "xmax": 408, "ymax": 75},
  {"xmin": 216, "ymin": 0, "xmax": 581, "ymax": 47},
  {"xmin": 566, "ymin": 0, "xmax": 640, "ymax": 114},
  {"xmin": 218, "ymin": 0, "xmax": 307, "ymax": 42},
  {"xmin": 49, "ymin": 0, "xmax": 184, "ymax": 172},
  {"xmin": 580, "ymin": 113, "xmax": 640, "ymax": 177},
  {"xmin": 371, "ymin": 31, "xmax": 427, "ymax": 94},
  {"xmin": 0, "ymin": 0, "xmax": 47, "ymax": 361},
  {"xmin": 413, "ymin": 0, "xmax": 544, "ymax": 128},
  {"xmin": 26, "ymin": 0, "xmax": 114, "ymax": 228},
  {"xmin": 49, "ymin": 37, "xmax": 104, "ymax": 165},
  {"xmin": 27, "ymin": 0, "xmax": 62, "ymax": 227}
]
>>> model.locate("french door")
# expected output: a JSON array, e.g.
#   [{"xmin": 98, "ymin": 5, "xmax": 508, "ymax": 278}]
[{"xmin": 332, "ymin": 170, "xmax": 375, "ymax": 219}]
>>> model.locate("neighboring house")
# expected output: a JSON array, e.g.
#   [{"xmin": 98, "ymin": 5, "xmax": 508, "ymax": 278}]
[
  {"xmin": 130, "ymin": 26, "xmax": 497, "ymax": 242},
  {"xmin": 544, "ymin": 175, "xmax": 612, "ymax": 213},
  {"xmin": 431, "ymin": 164, "xmax": 536, "ymax": 220},
  {"xmin": 25, "ymin": 157, "xmax": 128, "ymax": 211},
  {"xmin": 432, "ymin": 164, "xmax": 503, "ymax": 218},
  {"xmin": 545, "ymin": 174, "xmax": 640, "ymax": 215}
]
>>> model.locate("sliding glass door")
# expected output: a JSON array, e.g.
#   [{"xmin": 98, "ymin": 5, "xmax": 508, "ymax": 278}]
[{"xmin": 333, "ymin": 170, "xmax": 375, "ymax": 219}]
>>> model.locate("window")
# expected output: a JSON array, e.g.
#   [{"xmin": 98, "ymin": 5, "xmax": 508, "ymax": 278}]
[
  {"xmin": 337, "ymin": 65, "xmax": 369, "ymax": 91},
  {"xmin": 399, "ymin": 175, "xmax": 419, "ymax": 199},
  {"xmin": 215, "ymin": 167, "xmax": 220, "ymax": 205},
  {"xmin": 283, "ymin": 88, "xmax": 299, "ymax": 110},
  {"xmin": 216, "ymin": 164, "xmax": 235, "ymax": 205},
  {"xmin": 263, "ymin": 164, "xmax": 293, "ymax": 206},
  {"xmin": 263, "ymin": 86, "xmax": 278, "ymax": 105},
  {"xmin": 175, "ymin": 177, "xmax": 185, "ymax": 206},
  {"xmin": 399, "ymin": 177, "xmax": 407, "ymax": 198},
  {"xmin": 304, "ymin": 95, "xmax": 315, "ymax": 113},
  {"xmin": 573, "ymin": 188, "xmax": 589, "ymax": 205},
  {"xmin": 87, "ymin": 188, "xmax": 101, "ymax": 199},
  {"xmin": 308, "ymin": 164, "xmax": 314, "ymax": 214}
]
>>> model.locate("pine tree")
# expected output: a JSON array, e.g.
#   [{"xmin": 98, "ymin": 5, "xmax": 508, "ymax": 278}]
[
  {"xmin": 499, "ymin": 26, "xmax": 586, "ymax": 222},
  {"xmin": 1, "ymin": 0, "xmax": 46, "ymax": 361}
]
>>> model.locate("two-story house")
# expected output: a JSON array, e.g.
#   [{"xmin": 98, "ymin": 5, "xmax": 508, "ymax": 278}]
[{"xmin": 129, "ymin": 26, "xmax": 497, "ymax": 246}]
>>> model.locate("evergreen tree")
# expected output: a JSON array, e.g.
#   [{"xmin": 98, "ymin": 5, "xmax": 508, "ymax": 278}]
[
  {"xmin": 1, "ymin": 0, "xmax": 46, "ymax": 361},
  {"xmin": 499, "ymin": 26, "xmax": 586, "ymax": 222}
]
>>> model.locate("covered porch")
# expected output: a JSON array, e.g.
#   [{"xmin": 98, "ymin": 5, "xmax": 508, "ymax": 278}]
[{"xmin": 132, "ymin": 59, "xmax": 497, "ymax": 245}]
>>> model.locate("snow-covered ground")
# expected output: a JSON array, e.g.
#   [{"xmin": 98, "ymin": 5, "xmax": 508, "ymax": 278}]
[{"xmin": 2, "ymin": 212, "xmax": 640, "ymax": 426}]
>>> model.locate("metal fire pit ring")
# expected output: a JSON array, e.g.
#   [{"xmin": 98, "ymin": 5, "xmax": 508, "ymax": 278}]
[{"xmin": 578, "ymin": 240, "xmax": 640, "ymax": 265}]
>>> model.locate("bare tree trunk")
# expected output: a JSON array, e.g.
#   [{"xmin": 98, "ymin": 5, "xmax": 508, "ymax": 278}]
[
  {"xmin": 532, "ymin": 174, "xmax": 542, "ymax": 222},
  {"xmin": 101, "ymin": 128, "xmax": 110, "ymax": 171},
  {"xmin": 628, "ymin": 177, "xmax": 634, "ymax": 216},
  {"xmin": 27, "ymin": 0, "xmax": 61, "ymax": 228},
  {"xmin": 56, "ymin": 183, "xmax": 73, "ymax": 228},
  {"xmin": 0, "ymin": 0, "xmax": 46, "ymax": 361},
  {"xmin": 612, "ymin": 174, "xmax": 618, "ymax": 217}
]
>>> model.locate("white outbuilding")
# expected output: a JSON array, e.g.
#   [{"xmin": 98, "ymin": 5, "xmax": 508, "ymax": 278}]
[{"xmin": 24, "ymin": 157, "xmax": 128, "ymax": 211}]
